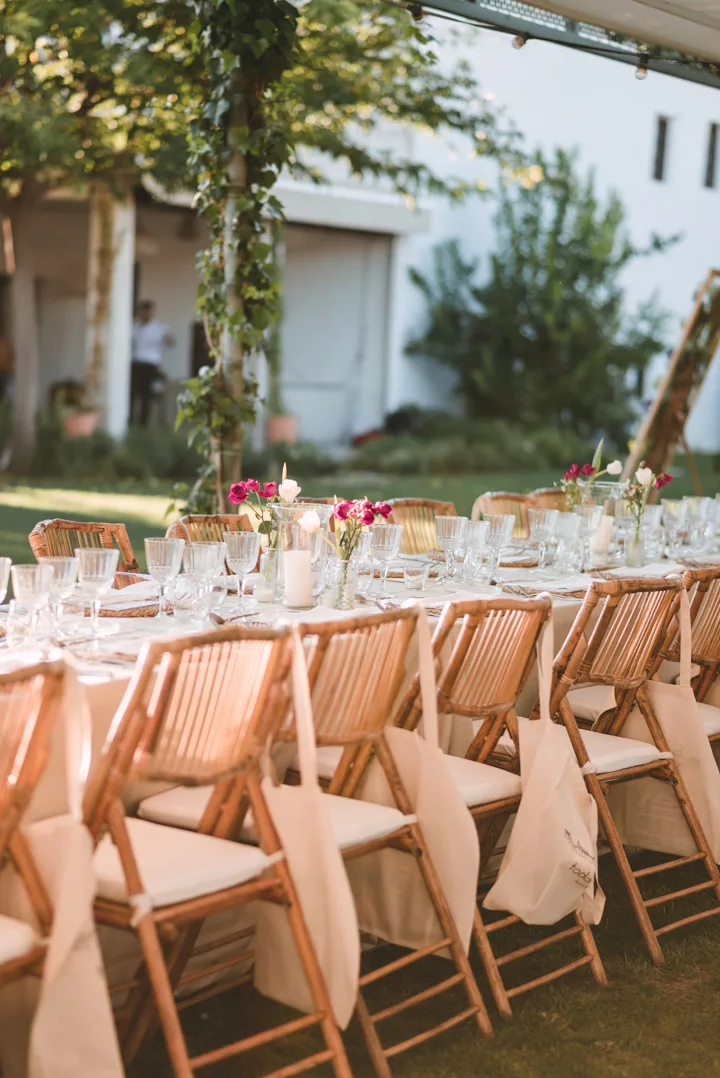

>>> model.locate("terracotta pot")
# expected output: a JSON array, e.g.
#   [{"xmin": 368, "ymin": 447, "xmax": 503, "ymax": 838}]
[
  {"xmin": 63, "ymin": 409, "xmax": 100, "ymax": 439},
  {"xmin": 265, "ymin": 413, "xmax": 298, "ymax": 445}
]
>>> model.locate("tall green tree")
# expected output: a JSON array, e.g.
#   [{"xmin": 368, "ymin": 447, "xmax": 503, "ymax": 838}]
[{"xmin": 408, "ymin": 149, "xmax": 675, "ymax": 448}]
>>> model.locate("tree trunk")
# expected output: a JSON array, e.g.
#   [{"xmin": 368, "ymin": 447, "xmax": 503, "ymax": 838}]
[
  {"xmin": 84, "ymin": 182, "xmax": 115, "ymax": 409},
  {"xmin": 9, "ymin": 194, "xmax": 41, "ymax": 470},
  {"xmin": 217, "ymin": 91, "xmax": 248, "ymax": 508}
]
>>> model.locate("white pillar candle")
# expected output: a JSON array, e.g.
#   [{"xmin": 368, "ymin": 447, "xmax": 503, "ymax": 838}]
[
  {"xmin": 591, "ymin": 514, "xmax": 614, "ymax": 559},
  {"xmin": 283, "ymin": 549, "xmax": 313, "ymax": 608}
]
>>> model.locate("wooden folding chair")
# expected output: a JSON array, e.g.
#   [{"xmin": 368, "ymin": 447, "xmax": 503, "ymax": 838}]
[
  {"xmin": 288, "ymin": 608, "xmax": 492, "ymax": 1074},
  {"xmin": 0, "ymin": 660, "xmax": 64, "ymax": 990},
  {"xmin": 528, "ymin": 487, "xmax": 567, "ymax": 512},
  {"xmin": 83, "ymin": 625, "xmax": 352, "ymax": 1078},
  {"xmin": 29, "ymin": 519, "xmax": 139, "ymax": 572},
  {"xmin": 547, "ymin": 577, "xmax": 720, "ymax": 964},
  {"xmin": 471, "ymin": 492, "xmax": 529, "ymax": 539},
  {"xmin": 165, "ymin": 513, "xmax": 254, "ymax": 543},
  {"xmin": 386, "ymin": 498, "xmax": 456, "ymax": 556},
  {"xmin": 394, "ymin": 597, "xmax": 606, "ymax": 1017}
]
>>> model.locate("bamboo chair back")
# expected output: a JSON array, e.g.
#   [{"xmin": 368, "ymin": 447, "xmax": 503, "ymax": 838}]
[
  {"xmin": 471, "ymin": 492, "xmax": 529, "ymax": 538},
  {"xmin": 550, "ymin": 577, "xmax": 682, "ymax": 731},
  {"xmin": 29, "ymin": 519, "xmax": 138, "ymax": 571},
  {"xmin": 166, "ymin": 514, "xmax": 253, "ymax": 544},
  {"xmin": 657, "ymin": 568, "xmax": 720, "ymax": 700},
  {"xmin": 84, "ymin": 626, "xmax": 294, "ymax": 836},
  {"xmin": 387, "ymin": 498, "xmax": 456, "ymax": 556},
  {"xmin": 528, "ymin": 487, "xmax": 567, "ymax": 512}
]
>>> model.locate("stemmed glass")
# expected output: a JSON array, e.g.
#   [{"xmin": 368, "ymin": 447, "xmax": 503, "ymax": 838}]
[
  {"xmin": 223, "ymin": 532, "xmax": 261, "ymax": 612},
  {"xmin": 554, "ymin": 513, "xmax": 583, "ymax": 573},
  {"xmin": 435, "ymin": 516, "xmax": 468, "ymax": 583},
  {"xmin": 573, "ymin": 505, "xmax": 603, "ymax": 572},
  {"xmin": 145, "ymin": 538, "xmax": 185, "ymax": 620},
  {"xmin": 0, "ymin": 557, "xmax": 10, "ymax": 604},
  {"xmin": 483, "ymin": 514, "xmax": 514, "ymax": 583},
  {"xmin": 371, "ymin": 523, "xmax": 404, "ymax": 597},
  {"xmin": 661, "ymin": 499, "xmax": 687, "ymax": 561},
  {"xmin": 76, "ymin": 548, "xmax": 119, "ymax": 637},
  {"xmin": 642, "ymin": 505, "xmax": 664, "ymax": 562},
  {"xmin": 183, "ymin": 542, "xmax": 223, "ymax": 583},
  {"xmin": 10, "ymin": 564, "xmax": 54, "ymax": 639},
  {"xmin": 684, "ymin": 496, "xmax": 714, "ymax": 555},
  {"xmin": 39, "ymin": 556, "xmax": 78, "ymax": 631},
  {"xmin": 528, "ymin": 508, "xmax": 559, "ymax": 574}
]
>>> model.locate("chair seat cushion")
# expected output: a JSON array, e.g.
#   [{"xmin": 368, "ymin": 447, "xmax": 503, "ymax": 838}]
[
  {"xmin": 496, "ymin": 717, "xmax": 662, "ymax": 774},
  {"xmin": 290, "ymin": 745, "xmax": 343, "ymax": 780},
  {"xmin": 94, "ymin": 818, "xmax": 272, "ymax": 908},
  {"xmin": 138, "ymin": 783, "xmax": 411, "ymax": 852},
  {"xmin": 567, "ymin": 685, "xmax": 616, "ymax": 723},
  {"xmin": 0, "ymin": 915, "xmax": 39, "ymax": 966},
  {"xmin": 442, "ymin": 755, "xmax": 522, "ymax": 807},
  {"xmin": 698, "ymin": 702, "xmax": 720, "ymax": 736}
]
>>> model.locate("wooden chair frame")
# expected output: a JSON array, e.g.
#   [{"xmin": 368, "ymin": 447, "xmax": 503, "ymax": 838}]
[
  {"xmin": 528, "ymin": 487, "xmax": 567, "ymax": 513},
  {"xmin": 654, "ymin": 567, "xmax": 720, "ymax": 709},
  {"xmin": 471, "ymin": 492, "xmax": 529, "ymax": 539},
  {"xmin": 386, "ymin": 498, "xmax": 456, "ymax": 556},
  {"xmin": 0, "ymin": 660, "xmax": 65, "ymax": 988},
  {"xmin": 548, "ymin": 577, "xmax": 720, "ymax": 965},
  {"xmin": 83, "ymin": 625, "xmax": 351, "ymax": 1078},
  {"xmin": 165, "ymin": 514, "xmax": 253, "ymax": 544},
  {"xmin": 290, "ymin": 608, "xmax": 492, "ymax": 1075},
  {"xmin": 29, "ymin": 519, "xmax": 139, "ymax": 572},
  {"xmin": 394, "ymin": 597, "xmax": 606, "ymax": 1017}
]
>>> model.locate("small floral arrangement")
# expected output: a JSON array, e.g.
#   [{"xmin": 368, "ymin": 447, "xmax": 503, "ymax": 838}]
[
  {"xmin": 299, "ymin": 498, "xmax": 392, "ymax": 560},
  {"xmin": 622, "ymin": 464, "xmax": 672, "ymax": 538},
  {"xmin": 562, "ymin": 440, "xmax": 623, "ymax": 509},
  {"xmin": 227, "ymin": 464, "xmax": 301, "ymax": 542}
]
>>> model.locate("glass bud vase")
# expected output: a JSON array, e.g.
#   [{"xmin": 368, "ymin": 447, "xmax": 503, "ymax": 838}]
[
  {"xmin": 625, "ymin": 532, "xmax": 646, "ymax": 568},
  {"xmin": 255, "ymin": 549, "xmax": 278, "ymax": 603},
  {"xmin": 324, "ymin": 557, "xmax": 357, "ymax": 611}
]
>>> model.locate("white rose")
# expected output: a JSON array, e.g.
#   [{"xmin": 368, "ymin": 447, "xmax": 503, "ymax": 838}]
[
  {"xmin": 606, "ymin": 460, "xmax": 623, "ymax": 476},
  {"xmin": 278, "ymin": 478, "xmax": 301, "ymax": 503},
  {"xmin": 298, "ymin": 509, "xmax": 321, "ymax": 534},
  {"xmin": 635, "ymin": 467, "xmax": 653, "ymax": 487}
]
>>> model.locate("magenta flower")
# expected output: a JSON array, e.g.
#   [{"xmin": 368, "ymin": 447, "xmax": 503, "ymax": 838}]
[
  {"xmin": 246, "ymin": 478, "xmax": 260, "ymax": 493},
  {"xmin": 580, "ymin": 463, "xmax": 596, "ymax": 477},
  {"xmin": 228, "ymin": 482, "xmax": 248, "ymax": 504},
  {"xmin": 564, "ymin": 464, "xmax": 580, "ymax": 481},
  {"xmin": 334, "ymin": 501, "xmax": 351, "ymax": 521},
  {"xmin": 374, "ymin": 502, "xmax": 392, "ymax": 519},
  {"xmin": 263, "ymin": 481, "xmax": 277, "ymax": 497},
  {"xmin": 654, "ymin": 472, "xmax": 672, "ymax": 490},
  {"xmin": 360, "ymin": 508, "xmax": 376, "ymax": 526}
]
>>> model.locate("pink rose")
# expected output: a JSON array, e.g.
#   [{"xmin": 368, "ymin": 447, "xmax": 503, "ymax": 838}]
[
  {"xmin": 334, "ymin": 501, "xmax": 350, "ymax": 521},
  {"xmin": 580, "ymin": 463, "xmax": 595, "ymax": 477},
  {"xmin": 374, "ymin": 502, "xmax": 392, "ymax": 519},
  {"xmin": 564, "ymin": 464, "xmax": 580, "ymax": 481},
  {"xmin": 654, "ymin": 472, "xmax": 672, "ymax": 489},
  {"xmin": 263, "ymin": 481, "xmax": 277, "ymax": 497},
  {"xmin": 246, "ymin": 478, "xmax": 260, "ymax": 493},
  {"xmin": 360, "ymin": 508, "xmax": 376, "ymax": 526},
  {"xmin": 228, "ymin": 482, "xmax": 247, "ymax": 504}
]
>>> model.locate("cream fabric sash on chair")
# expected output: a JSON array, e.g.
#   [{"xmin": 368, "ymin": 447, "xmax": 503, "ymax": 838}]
[
  {"xmin": 608, "ymin": 589, "xmax": 720, "ymax": 861},
  {"xmin": 0, "ymin": 658, "xmax": 124, "ymax": 1078},
  {"xmin": 254, "ymin": 629, "xmax": 360, "ymax": 1029},
  {"xmin": 484, "ymin": 618, "xmax": 605, "ymax": 926},
  {"xmin": 346, "ymin": 604, "xmax": 480, "ymax": 954}
]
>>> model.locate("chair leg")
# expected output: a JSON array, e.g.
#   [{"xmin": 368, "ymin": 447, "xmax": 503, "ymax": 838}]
[
  {"xmin": 588, "ymin": 773, "xmax": 664, "ymax": 965},
  {"xmin": 134, "ymin": 914, "xmax": 194, "ymax": 1078},
  {"xmin": 575, "ymin": 911, "xmax": 607, "ymax": 986},
  {"xmin": 471, "ymin": 908, "xmax": 512, "ymax": 1019},
  {"xmin": 355, "ymin": 991, "xmax": 392, "ymax": 1078}
]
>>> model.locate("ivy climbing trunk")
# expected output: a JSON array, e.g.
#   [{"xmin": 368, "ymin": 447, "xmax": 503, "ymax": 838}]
[{"xmin": 9, "ymin": 191, "xmax": 41, "ymax": 470}]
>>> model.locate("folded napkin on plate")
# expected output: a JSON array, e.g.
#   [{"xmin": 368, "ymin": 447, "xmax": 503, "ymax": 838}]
[{"xmin": 101, "ymin": 580, "xmax": 159, "ymax": 607}]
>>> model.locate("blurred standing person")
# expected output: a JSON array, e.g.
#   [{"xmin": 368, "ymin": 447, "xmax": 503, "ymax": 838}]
[{"xmin": 130, "ymin": 299, "xmax": 174, "ymax": 426}]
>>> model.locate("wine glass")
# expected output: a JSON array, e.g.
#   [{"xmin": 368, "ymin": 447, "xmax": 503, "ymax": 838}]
[
  {"xmin": 371, "ymin": 523, "xmax": 404, "ymax": 597},
  {"xmin": 75, "ymin": 548, "xmax": 120, "ymax": 637},
  {"xmin": 483, "ymin": 515, "xmax": 514, "ymax": 583},
  {"xmin": 684, "ymin": 496, "xmax": 714, "ymax": 555},
  {"xmin": 464, "ymin": 520, "xmax": 489, "ymax": 584},
  {"xmin": 183, "ymin": 542, "xmax": 221, "ymax": 583},
  {"xmin": 144, "ymin": 538, "xmax": 185, "ymax": 620},
  {"xmin": 10, "ymin": 564, "xmax": 54, "ymax": 639},
  {"xmin": 435, "ymin": 516, "xmax": 468, "ymax": 583},
  {"xmin": 528, "ymin": 509, "xmax": 559, "ymax": 574},
  {"xmin": 642, "ymin": 505, "xmax": 664, "ymax": 562},
  {"xmin": 573, "ymin": 505, "xmax": 603, "ymax": 571},
  {"xmin": 554, "ymin": 513, "xmax": 583, "ymax": 573},
  {"xmin": 39, "ymin": 556, "xmax": 78, "ymax": 631},
  {"xmin": 170, "ymin": 575, "xmax": 211, "ymax": 628},
  {"xmin": 223, "ymin": 532, "xmax": 261, "ymax": 612},
  {"xmin": 661, "ymin": 499, "xmax": 687, "ymax": 560},
  {"xmin": 0, "ymin": 557, "xmax": 10, "ymax": 604}
]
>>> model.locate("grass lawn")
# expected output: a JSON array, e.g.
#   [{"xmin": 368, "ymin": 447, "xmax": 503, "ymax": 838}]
[
  {"xmin": 127, "ymin": 851, "xmax": 720, "ymax": 1078},
  {"xmin": 1, "ymin": 456, "xmax": 717, "ymax": 570}
]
